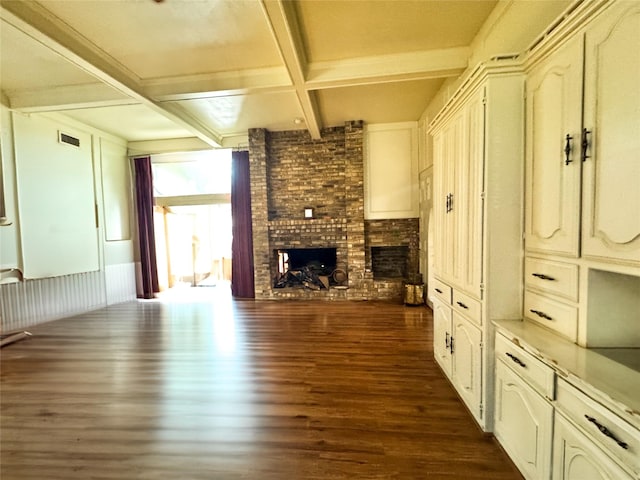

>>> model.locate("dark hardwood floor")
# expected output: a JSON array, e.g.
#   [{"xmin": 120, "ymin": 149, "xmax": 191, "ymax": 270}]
[{"xmin": 1, "ymin": 286, "xmax": 522, "ymax": 479}]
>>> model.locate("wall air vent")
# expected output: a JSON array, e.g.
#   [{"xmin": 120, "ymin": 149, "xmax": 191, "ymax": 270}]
[{"xmin": 58, "ymin": 131, "xmax": 80, "ymax": 148}]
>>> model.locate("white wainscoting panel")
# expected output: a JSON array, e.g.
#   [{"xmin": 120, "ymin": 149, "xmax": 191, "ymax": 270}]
[
  {"xmin": 0, "ymin": 271, "xmax": 106, "ymax": 333},
  {"xmin": 105, "ymin": 263, "xmax": 137, "ymax": 305}
]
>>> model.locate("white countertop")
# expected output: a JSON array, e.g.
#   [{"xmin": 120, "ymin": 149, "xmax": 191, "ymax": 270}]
[{"xmin": 493, "ymin": 319, "xmax": 640, "ymax": 431}]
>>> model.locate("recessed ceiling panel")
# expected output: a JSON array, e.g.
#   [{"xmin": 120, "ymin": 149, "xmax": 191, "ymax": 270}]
[
  {"xmin": 62, "ymin": 104, "xmax": 194, "ymax": 141},
  {"xmin": 0, "ymin": 20, "xmax": 99, "ymax": 92},
  {"xmin": 37, "ymin": 0, "xmax": 283, "ymax": 79},
  {"xmin": 317, "ymin": 79, "xmax": 446, "ymax": 127},
  {"xmin": 173, "ymin": 91, "xmax": 306, "ymax": 136},
  {"xmin": 296, "ymin": 0, "xmax": 497, "ymax": 62}
]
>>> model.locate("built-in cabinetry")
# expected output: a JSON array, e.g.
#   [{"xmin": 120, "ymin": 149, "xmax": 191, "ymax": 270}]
[
  {"xmin": 429, "ymin": 62, "xmax": 524, "ymax": 430},
  {"xmin": 432, "ymin": 279, "xmax": 483, "ymax": 418},
  {"xmin": 490, "ymin": 2, "xmax": 640, "ymax": 478},
  {"xmin": 493, "ymin": 320, "xmax": 640, "ymax": 480},
  {"xmin": 524, "ymin": 0, "xmax": 640, "ymax": 346}
]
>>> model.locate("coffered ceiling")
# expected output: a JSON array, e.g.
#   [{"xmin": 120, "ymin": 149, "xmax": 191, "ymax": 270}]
[{"xmin": 0, "ymin": 0, "xmax": 499, "ymax": 147}]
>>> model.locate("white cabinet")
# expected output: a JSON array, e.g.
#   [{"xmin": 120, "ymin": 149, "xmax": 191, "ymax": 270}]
[
  {"xmin": 432, "ymin": 297, "xmax": 452, "ymax": 377},
  {"xmin": 494, "ymin": 360, "xmax": 554, "ymax": 480},
  {"xmin": 524, "ymin": 34, "xmax": 583, "ymax": 258},
  {"xmin": 432, "ymin": 92, "xmax": 483, "ymax": 298},
  {"xmin": 432, "ymin": 296, "xmax": 483, "ymax": 422},
  {"xmin": 493, "ymin": 320, "xmax": 640, "ymax": 480},
  {"xmin": 430, "ymin": 61, "xmax": 525, "ymax": 431},
  {"xmin": 581, "ymin": 3, "xmax": 640, "ymax": 265},
  {"xmin": 451, "ymin": 312, "xmax": 482, "ymax": 415},
  {"xmin": 553, "ymin": 413, "xmax": 634, "ymax": 480},
  {"xmin": 494, "ymin": 333, "xmax": 555, "ymax": 480},
  {"xmin": 525, "ymin": 1, "xmax": 640, "ymax": 266}
]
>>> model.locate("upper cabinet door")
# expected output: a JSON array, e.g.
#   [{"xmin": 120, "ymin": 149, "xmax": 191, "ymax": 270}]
[
  {"xmin": 524, "ymin": 35, "xmax": 584, "ymax": 258},
  {"xmin": 458, "ymin": 90, "xmax": 485, "ymax": 298},
  {"xmin": 581, "ymin": 2, "xmax": 640, "ymax": 266}
]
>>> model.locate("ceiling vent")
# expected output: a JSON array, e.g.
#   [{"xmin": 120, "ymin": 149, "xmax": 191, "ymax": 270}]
[{"xmin": 58, "ymin": 131, "xmax": 80, "ymax": 148}]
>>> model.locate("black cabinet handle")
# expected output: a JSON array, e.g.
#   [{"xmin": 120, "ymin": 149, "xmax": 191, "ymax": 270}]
[
  {"xmin": 445, "ymin": 332, "xmax": 450, "ymax": 349},
  {"xmin": 585, "ymin": 415, "xmax": 629, "ymax": 450},
  {"xmin": 435, "ymin": 288, "xmax": 443, "ymax": 294},
  {"xmin": 505, "ymin": 352, "xmax": 526, "ymax": 368},
  {"xmin": 450, "ymin": 336, "xmax": 454, "ymax": 354},
  {"xmin": 582, "ymin": 128, "xmax": 592, "ymax": 162},
  {"xmin": 456, "ymin": 301, "xmax": 468, "ymax": 309},
  {"xmin": 531, "ymin": 273, "xmax": 555, "ymax": 281},
  {"xmin": 530, "ymin": 309, "xmax": 553, "ymax": 321},
  {"xmin": 564, "ymin": 134, "xmax": 573, "ymax": 165}
]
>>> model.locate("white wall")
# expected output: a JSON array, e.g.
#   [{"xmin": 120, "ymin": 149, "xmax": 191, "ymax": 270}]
[{"xmin": 0, "ymin": 108, "xmax": 136, "ymax": 331}]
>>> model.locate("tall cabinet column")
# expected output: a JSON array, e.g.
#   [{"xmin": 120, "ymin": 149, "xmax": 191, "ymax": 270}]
[{"xmin": 429, "ymin": 61, "xmax": 524, "ymax": 432}]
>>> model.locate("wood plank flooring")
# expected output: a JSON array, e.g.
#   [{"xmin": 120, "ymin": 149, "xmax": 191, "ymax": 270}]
[{"xmin": 1, "ymin": 287, "xmax": 522, "ymax": 479}]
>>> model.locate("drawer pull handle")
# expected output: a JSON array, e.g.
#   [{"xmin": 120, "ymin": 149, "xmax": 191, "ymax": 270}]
[
  {"xmin": 505, "ymin": 352, "xmax": 526, "ymax": 368},
  {"xmin": 530, "ymin": 309, "xmax": 553, "ymax": 321},
  {"xmin": 450, "ymin": 336, "xmax": 454, "ymax": 354},
  {"xmin": 531, "ymin": 273, "xmax": 555, "ymax": 281},
  {"xmin": 456, "ymin": 301, "xmax": 468, "ymax": 309},
  {"xmin": 435, "ymin": 288, "xmax": 443, "ymax": 294},
  {"xmin": 445, "ymin": 332, "xmax": 450, "ymax": 349},
  {"xmin": 585, "ymin": 415, "xmax": 629, "ymax": 450}
]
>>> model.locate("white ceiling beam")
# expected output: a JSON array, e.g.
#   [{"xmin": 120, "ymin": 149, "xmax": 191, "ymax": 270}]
[
  {"xmin": 260, "ymin": 0, "xmax": 322, "ymax": 139},
  {"xmin": 0, "ymin": 1, "xmax": 223, "ymax": 147},
  {"xmin": 6, "ymin": 83, "xmax": 139, "ymax": 113},
  {"xmin": 305, "ymin": 47, "xmax": 470, "ymax": 89},
  {"xmin": 144, "ymin": 67, "xmax": 293, "ymax": 102},
  {"xmin": 127, "ymin": 137, "xmax": 213, "ymax": 157}
]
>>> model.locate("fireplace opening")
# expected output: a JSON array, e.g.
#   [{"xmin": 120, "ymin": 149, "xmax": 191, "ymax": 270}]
[
  {"xmin": 274, "ymin": 248, "xmax": 338, "ymax": 289},
  {"xmin": 371, "ymin": 246, "xmax": 408, "ymax": 280}
]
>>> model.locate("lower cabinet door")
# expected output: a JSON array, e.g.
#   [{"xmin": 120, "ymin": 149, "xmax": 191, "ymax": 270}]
[
  {"xmin": 494, "ymin": 360, "xmax": 553, "ymax": 480},
  {"xmin": 432, "ymin": 298, "xmax": 452, "ymax": 377},
  {"xmin": 451, "ymin": 312, "xmax": 482, "ymax": 420},
  {"xmin": 553, "ymin": 413, "xmax": 634, "ymax": 480}
]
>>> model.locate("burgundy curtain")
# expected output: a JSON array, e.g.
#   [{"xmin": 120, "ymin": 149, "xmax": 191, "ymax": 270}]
[
  {"xmin": 134, "ymin": 156, "xmax": 159, "ymax": 299},
  {"xmin": 231, "ymin": 151, "xmax": 255, "ymax": 298}
]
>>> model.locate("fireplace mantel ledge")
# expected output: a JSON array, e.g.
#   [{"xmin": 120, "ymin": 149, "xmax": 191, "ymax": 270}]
[{"xmin": 268, "ymin": 218, "xmax": 348, "ymax": 227}]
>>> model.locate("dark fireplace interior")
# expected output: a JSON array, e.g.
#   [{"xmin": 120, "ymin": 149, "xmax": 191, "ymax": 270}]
[
  {"xmin": 274, "ymin": 248, "xmax": 339, "ymax": 289},
  {"xmin": 371, "ymin": 246, "xmax": 409, "ymax": 280}
]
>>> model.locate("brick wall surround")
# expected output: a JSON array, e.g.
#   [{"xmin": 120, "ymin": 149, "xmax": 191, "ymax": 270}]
[{"xmin": 248, "ymin": 122, "xmax": 419, "ymax": 301}]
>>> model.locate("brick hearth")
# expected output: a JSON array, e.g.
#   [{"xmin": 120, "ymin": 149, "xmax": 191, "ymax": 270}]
[{"xmin": 248, "ymin": 122, "xmax": 418, "ymax": 301}]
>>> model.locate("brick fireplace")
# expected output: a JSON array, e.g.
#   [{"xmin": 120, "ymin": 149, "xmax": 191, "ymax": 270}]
[{"xmin": 248, "ymin": 122, "xmax": 419, "ymax": 301}]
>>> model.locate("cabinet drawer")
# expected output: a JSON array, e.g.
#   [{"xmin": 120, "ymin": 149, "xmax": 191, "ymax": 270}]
[
  {"xmin": 556, "ymin": 378, "xmax": 640, "ymax": 475},
  {"xmin": 495, "ymin": 332, "xmax": 555, "ymax": 399},
  {"xmin": 432, "ymin": 278, "xmax": 452, "ymax": 304},
  {"xmin": 524, "ymin": 257, "xmax": 579, "ymax": 302},
  {"xmin": 452, "ymin": 290, "xmax": 481, "ymax": 325},
  {"xmin": 524, "ymin": 290, "xmax": 578, "ymax": 342}
]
